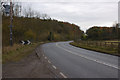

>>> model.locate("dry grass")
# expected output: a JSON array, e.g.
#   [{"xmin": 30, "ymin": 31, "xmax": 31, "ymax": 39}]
[
  {"xmin": 3, "ymin": 44, "xmax": 23, "ymax": 54},
  {"xmin": 2, "ymin": 42, "xmax": 43, "ymax": 64},
  {"xmin": 70, "ymin": 41, "xmax": 119, "ymax": 56}
]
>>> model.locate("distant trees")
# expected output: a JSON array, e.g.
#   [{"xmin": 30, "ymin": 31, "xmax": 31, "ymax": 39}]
[
  {"xmin": 86, "ymin": 27, "xmax": 101, "ymax": 40},
  {"xmin": 34, "ymin": 11, "xmax": 41, "ymax": 19},
  {"xmin": 81, "ymin": 34, "xmax": 87, "ymax": 40},
  {"xmin": 86, "ymin": 25, "xmax": 120, "ymax": 40},
  {"xmin": 24, "ymin": 29, "xmax": 36, "ymax": 41},
  {"xmin": 1, "ymin": 2, "xmax": 50, "ymax": 20},
  {"xmin": 2, "ymin": 16, "xmax": 83, "ymax": 46},
  {"xmin": 2, "ymin": 2, "xmax": 83, "ymax": 46},
  {"xmin": 13, "ymin": 2, "xmax": 22, "ymax": 17},
  {"xmin": 23, "ymin": 7, "xmax": 34, "ymax": 18},
  {"xmin": 41, "ymin": 13, "xmax": 51, "ymax": 20},
  {"xmin": 23, "ymin": 6, "xmax": 50, "ymax": 19}
]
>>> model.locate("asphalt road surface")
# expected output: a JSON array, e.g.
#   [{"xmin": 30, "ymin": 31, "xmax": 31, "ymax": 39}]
[{"xmin": 41, "ymin": 41, "xmax": 119, "ymax": 78}]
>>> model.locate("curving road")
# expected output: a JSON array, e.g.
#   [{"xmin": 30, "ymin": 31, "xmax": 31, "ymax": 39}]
[{"xmin": 41, "ymin": 41, "xmax": 119, "ymax": 78}]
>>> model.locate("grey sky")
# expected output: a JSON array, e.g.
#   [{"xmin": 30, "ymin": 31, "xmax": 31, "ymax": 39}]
[{"xmin": 21, "ymin": 0, "xmax": 119, "ymax": 32}]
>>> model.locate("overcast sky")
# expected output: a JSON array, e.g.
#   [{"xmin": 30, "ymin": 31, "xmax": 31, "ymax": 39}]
[{"xmin": 21, "ymin": 0, "xmax": 119, "ymax": 32}]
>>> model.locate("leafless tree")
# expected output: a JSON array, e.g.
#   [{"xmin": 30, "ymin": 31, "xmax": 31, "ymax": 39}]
[
  {"xmin": 28, "ymin": 7, "xmax": 33, "ymax": 17},
  {"xmin": 22, "ymin": 5, "xmax": 51, "ymax": 19},
  {"xmin": 41, "ymin": 13, "xmax": 50, "ymax": 20},
  {"xmin": 23, "ymin": 8, "xmax": 29, "ymax": 17},
  {"xmin": 23, "ymin": 6, "xmax": 34, "ymax": 18},
  {"xmin": 34, "ymin": 11, "xmax": 41, "ymax": 19},
  {"xmin": 11, "ymin": 2, "xmax": 22, "ymax": 17}
]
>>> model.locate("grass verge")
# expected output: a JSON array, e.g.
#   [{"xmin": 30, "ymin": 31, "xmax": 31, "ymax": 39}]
[
  {"xmin": 2, "ymin": 42, "xmax": 43, "ymax": 64},
  {"xmin": 70, "ymin": 42, "xmax": 119, "ymax": 56}
]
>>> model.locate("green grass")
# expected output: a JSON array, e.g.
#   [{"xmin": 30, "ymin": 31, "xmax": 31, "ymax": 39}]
[
  {"xmin": 70, "ymin": 42, "xmax": 119, "ymax": 56},
  {"xmin": 2, "ymin": 42, "xmax": 43, "ymax": 64}
]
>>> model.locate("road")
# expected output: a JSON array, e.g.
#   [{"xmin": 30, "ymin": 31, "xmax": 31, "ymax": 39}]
[{"xmin": 41, "ymin": 41, "xmax": 119, "ymax": 78}]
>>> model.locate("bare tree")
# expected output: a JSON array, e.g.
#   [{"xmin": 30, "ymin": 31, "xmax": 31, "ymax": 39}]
[
  {"xmin": 23, "ymin": 8, "xmax": 28, "ymax": 17},
  {"xmin": 28, "ymin": 7, "xmax": 34, "ymax": 18},
  {"xmin": 23, "ymin": 6, "xmax": 34, "ymax": 18},
  {"xmin": 41, "ymin": 13, "xmax": 50, "ymax": 20},
  {"xmin": 12, "ymin": 2, "xmax": 22, "ymax": 17},
  {"xmin": 34, "ymin": 11, "xmax": 41, "ymax": 19},
  {"xmin": 22, "ymin": 5, "xmax": 51, "ymax": 19}
]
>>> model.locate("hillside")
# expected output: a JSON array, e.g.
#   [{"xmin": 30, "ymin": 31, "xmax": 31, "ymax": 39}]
[
  {"xmin": 86, "ymin": 26, "xmax": 120, "ymax": 40},
  {"xmin": 2, "ymin": 16, "xmax": 83, "ymax": 46}
]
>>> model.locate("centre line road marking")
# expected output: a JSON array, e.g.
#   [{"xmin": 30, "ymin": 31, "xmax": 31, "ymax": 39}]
[{"xmin": 56, "ymin": 43, "xmax": 119, "ymax": 70}]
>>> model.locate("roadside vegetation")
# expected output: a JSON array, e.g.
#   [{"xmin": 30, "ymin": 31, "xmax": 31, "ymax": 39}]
[
  {"xmin": 70, "ymin": 25, "xmax": 120, "ymax": 56},
  {"xmin": 86, "ymin": 26, "xmax": 120, "ymax": 40},
  {"xmin": 2, "ymin": 15, "xmax": 83, "ymax": 63},
  {"xmin": 2, "ymin": 2, "xmax": 84, "ymax": 64},
  {"xmin": 2, "ymin": 2, "xmax": 120, "ymax": 62},
  {"xmin": 2, "ymin": 42, "xmax": 43, "ymax": 64},
  {"xmin": 70, "ymin": 40, "xmax": 120, "ymax": 56},
  {"xmin": 2, "ymin": 16, "xmax": 83, "ymax": 47}
]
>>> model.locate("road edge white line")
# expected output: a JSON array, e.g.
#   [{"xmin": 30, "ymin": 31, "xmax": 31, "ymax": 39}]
[
  {"xmin": 60, "ymin": 72, "xmax": 67, "ymax": 78},
  {"xmin": 52, "ymin": 65, "xmax": 57, "ymax": 69},
  {"xmin": 48, "ymin": 60, "xmax": 51, "ymax": 63}
]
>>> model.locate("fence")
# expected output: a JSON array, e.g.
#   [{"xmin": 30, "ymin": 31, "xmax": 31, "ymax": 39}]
[{"xmin": 78, "ymin": 41, "xmax": 120, "ymax": 50}]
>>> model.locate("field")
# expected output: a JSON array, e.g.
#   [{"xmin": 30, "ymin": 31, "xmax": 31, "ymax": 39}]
[{"xmin": 70, "ymin": 40, "xmax": 120, "ymax": 56}]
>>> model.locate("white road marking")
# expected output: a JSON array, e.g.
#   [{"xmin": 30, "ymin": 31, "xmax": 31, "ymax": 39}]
[
  {"xmin": 56, "ymin": 43, "xmax": 119, "ymax": 70},
  {"xmin": 48, "ymin": 60, "xmax": 51, "ymax": 63},
  {"xmin": 60, "ymin": 72, "xmax": 67, "ymax": 78},
  {"xmin": 52, "ymin": 65, "xmax": 57, "ymax": 69}
]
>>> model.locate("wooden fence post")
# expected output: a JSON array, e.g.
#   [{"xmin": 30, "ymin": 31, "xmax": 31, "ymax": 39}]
[
  {"xmin": 96, "ymin": 41, "xmax": 97, "ymax": 46},
  {"xmin": 111, "ymin": 42, "xmax": 113, "ymax": 48},
  {"xmin": 105, "ymin": 42, "xmax": 106, "ymax": 47},
  {"xmin": 100, "ymin": 42, "xmax": 101, "ymax": 47},
  {"xmin": 118, "ymin": 42, "xmax": 120, "ymax": 54}
]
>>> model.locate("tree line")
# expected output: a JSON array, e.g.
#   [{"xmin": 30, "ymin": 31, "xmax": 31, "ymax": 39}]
[
  {"xmin": 1, "ymin": 2, "xmax": 83, "ymax": 46},
  {"xmin": 2, "ymin": 16, "xmax": 83, "ymax": 46},
  {"xmin": 82, "ymin": 25, "xmax": 120, "ymax": 40},
  {"xmin": 2, "ymin": 2, "xmax": 120, "ymax": 47},
  {"xmin": 1, "ymin": 2, "xmax": 50, "ymax": 19}
]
